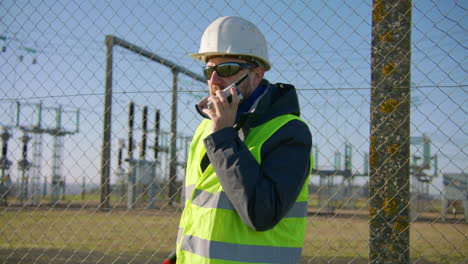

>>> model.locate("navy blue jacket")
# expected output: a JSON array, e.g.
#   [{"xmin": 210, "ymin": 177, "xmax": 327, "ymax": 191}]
[{"xmin": 196, "ymin": 79, "xmax": 312, "ymax": 231}]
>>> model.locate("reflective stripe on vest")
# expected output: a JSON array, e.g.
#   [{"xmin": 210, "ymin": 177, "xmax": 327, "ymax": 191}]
[
  {"xmin": 186, "ymin": 185, "xmax": 308, "ymax": 218},
  {"xmin": 177, "ymin": 114, "xmax": 310, "ymax": 264},
  {"xmin": 181, "ymin": 234, "xmax": 302, "ymax": 264}
]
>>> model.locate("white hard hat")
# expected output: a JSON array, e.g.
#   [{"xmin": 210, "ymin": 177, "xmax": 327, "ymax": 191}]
[{"xmin": 190, "ymin": 16, "xmax": 271, "ymax": 71}]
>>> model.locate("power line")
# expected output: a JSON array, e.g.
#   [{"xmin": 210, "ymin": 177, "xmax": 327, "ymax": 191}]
[{"xmin": 1, "ymin": 27, "xmax": 464, "ymax": 64}]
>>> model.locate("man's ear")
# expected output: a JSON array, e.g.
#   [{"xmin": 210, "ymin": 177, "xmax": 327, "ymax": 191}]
[{"xmin": 253, "ymin": 66, "xmax": 265, "ymax": 84}]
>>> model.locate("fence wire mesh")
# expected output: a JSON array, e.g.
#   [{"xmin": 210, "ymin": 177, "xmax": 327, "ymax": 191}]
[{"xmin": 0, "ymin": 1, "xmax": 466, "ymax": 263}]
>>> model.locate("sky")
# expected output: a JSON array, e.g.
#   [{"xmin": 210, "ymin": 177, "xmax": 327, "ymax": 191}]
[{"xmin": 0, "ymin": 0, "xmax": 466, "ymax": 196}]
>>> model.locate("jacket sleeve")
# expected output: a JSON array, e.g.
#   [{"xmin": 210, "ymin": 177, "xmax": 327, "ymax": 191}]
[{"xmin": 203, "ymin": 119, "xmax": 312, "ymax": 231}]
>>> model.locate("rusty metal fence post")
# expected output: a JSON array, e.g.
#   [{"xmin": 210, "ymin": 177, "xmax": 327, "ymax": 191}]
[
  {"xmin": 99, "ymin": 35, "xmax": 114, "ymax": 210},
  {"xmin": 369, "ymin": 0, "xmax": 412, "ymax": 263},
  {"xmin": 168, "ymin": 69, "xmax": 178, "ymax": 206}
]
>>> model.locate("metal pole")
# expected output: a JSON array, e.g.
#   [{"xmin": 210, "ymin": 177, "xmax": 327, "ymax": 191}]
[
  {"xmin": 369, "ymin": 0, "xmax": 411, "ymax": 263},
  {"xmin": 51, "ymin": 106, "xmax": 62, "ymax": 203},
  {"xmin": 154, "ymin": 110, "xmax": 160, "ymax": 160},
  {"xmin": 118, "ymin": 142, "xmax": 123, "ymax": 169},
  {"xmin": 116, "ymin": 138, "xmax": 125, "ymax": 197},
  {"xmin": 110, "ymin": 36, "xmax": 205, "ymax": 82},
  {"xmin": 127, "ymin": 101, "xmax": 135, "ymax": 159},
  {"xmin": 168, "ymin": 69, "xmax": 178, "ymax": 205},
  {"xmin": 99, "ymin": 35, "xmax": 114, "ymax": 210},
  {"xmin": 140, "ymin": 105, "xmax": 148, "ymax": 160},
  {"xmin": 127, "ymin": 101, "xmax": 136, "ymax": 209}
]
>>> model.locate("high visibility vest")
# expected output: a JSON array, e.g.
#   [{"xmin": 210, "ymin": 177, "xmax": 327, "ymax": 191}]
[{"xmin": 176, "ymin": 114, "xmax": 311, "ymax": 264}]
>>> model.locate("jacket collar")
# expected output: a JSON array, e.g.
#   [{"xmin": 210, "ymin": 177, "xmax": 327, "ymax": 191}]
[{"xmin": 195, "ymin": 79, "xmax": 301, "ymax": 139}]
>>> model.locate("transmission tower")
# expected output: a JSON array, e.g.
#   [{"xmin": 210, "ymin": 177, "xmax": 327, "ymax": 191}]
[{"xmin": 16, "ymin": 102, "xmax": 79, "ymax": 204}]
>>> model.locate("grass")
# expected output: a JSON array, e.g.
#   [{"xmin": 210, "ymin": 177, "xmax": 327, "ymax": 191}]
[
  {"xmin": 0, "ymin": 208, "xmax": 180, "ymax": 263},
  {"xmin": 304, "ymin": 216, "xmax": 467, "ymax": 263},
  {"xmin": 0, "ymin": 208, "xmax": 466, "ymax": 263}
]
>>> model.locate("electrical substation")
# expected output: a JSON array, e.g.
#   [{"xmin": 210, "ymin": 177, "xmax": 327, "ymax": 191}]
[
  {"xmin": 0, "ymin": 102, "xmax": 79, "ymax": 205},
  {"xmin": 310, "ymin": 134, "xmax": 441, "ymax": 218},
  {"xmin": 1, "ymin": 99, "xmax": 447, "ymax": 216},
  {"xmin": 0, "ymin": 35, "xmax": 460, "ymax": 223},
  {"xmin": 114, "ymin": 101, "xmax": 193, "ymax": 209}
]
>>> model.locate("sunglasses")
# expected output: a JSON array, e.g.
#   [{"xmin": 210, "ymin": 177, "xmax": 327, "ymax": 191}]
[{"xmin": 203, "ymin": 62, "xmax": 257, "ymax": 79}]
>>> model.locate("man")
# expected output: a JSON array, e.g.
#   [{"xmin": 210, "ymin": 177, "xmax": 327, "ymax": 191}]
[{"xmin": 164, "ymin": 16, "xmax": 313, "ymax": 264}]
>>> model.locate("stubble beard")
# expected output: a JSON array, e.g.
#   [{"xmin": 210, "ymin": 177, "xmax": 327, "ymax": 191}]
[
  {"xmin": 210, "ymin": 84, "xmax": 223, "ymax": 96},
  {"xmin": 209, "ymin": 75, "xmax": 252, "ymax": 97}
]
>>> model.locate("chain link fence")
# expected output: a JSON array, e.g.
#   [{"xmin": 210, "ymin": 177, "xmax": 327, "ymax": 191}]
[{"xmin": 0, "ymin": 0, "xmax": 466, "ymax": 263}]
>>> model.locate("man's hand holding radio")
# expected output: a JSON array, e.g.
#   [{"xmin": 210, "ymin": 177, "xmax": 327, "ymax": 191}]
[{"xmin": 202, "ymin": 86, "xmax": 240, "ymax": 133}]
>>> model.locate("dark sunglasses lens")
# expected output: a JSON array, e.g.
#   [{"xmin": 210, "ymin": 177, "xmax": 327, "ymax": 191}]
[
  {"xmin": 203, "ymin": 67, "xmax": 214, "ymax": 79},
  {"xmin": 216, "ymin": 64, "xmax": 241, "ymax": 77},
  {"xmin": 203, "ymin": 63, "xmax": 243, "ymax": 79}
]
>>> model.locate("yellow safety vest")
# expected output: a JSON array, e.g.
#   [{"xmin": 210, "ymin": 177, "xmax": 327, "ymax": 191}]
[{"xmin": 176, "ymin": 114, "xmax": 311, "ymax": 263}]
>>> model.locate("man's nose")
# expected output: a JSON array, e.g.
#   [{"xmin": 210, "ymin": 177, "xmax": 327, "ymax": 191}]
[{"xmin": 209, "ymin": 70, "xmax": 223, "ymax": 85}]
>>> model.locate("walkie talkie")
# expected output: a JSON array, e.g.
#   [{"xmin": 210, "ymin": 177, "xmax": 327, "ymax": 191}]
[{"xmin": 206, "ymin": 74, "xmax": 248, "ymax": 109}]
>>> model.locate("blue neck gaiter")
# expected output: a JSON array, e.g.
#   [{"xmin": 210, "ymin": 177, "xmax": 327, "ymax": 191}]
[{"xmin": 235, "ymin": 83, "xmax": 266, "ymax": 122}]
